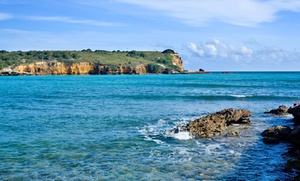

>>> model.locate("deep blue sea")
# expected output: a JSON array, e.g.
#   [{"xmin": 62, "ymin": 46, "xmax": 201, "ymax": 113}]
[{"xmin": 1, "ymin": 73, "xmax": 300, "ymax": 180}]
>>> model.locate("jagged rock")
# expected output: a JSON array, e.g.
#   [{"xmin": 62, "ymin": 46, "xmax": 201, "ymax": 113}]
[
  {"xmin": 262, "ymin": 126, "xmax": 292, "ymax": 138},
  {"xmin": 288, "ymin": 103, "xmax": 300, "ymax": 125},
  {"xmin": 264, "ymin": 105, "xmax": 289, "ymax": 115},
  {"xmin": 261, "ymin": 126, "xmax": 292, "ymax": 144},
  {"xmin": 187, "ymin": 108, "xmax": 252, "ymax": 138}
]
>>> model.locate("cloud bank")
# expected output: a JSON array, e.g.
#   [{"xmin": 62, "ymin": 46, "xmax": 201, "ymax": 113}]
[
  {"xmin": 117, "ymin": 0, "xmax": 300, "ymax": 26},
  {"xmin": 186, "ymin": 39, "xmax": 298, "ymax": 63}
]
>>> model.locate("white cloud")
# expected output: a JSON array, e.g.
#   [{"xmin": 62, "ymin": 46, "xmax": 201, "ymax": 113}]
[
  {"xmin": 0, "ymin": 12, "xmax": 12, "ymax": 20},
  {"xmin": 186, "ymin": 39, "xmax": 298, "ymax": 63},
  {"xmin": 116, "ymin": 0, "xmax": 300, "ymax": 26},
  {"xmin": 25, "ymin": 16, "xmax": 124, "ymax": 27}
]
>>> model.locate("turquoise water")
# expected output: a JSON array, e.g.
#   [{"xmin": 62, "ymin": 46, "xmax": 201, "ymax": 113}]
[{"xmin": 0, "ymin": 73, "xmax": 300, "ymax": 180}]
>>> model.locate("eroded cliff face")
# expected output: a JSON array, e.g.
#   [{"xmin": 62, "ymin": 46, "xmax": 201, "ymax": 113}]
[
  {"xmin": 171, "ymin": 53, "xmax": 183, "ymax": 70},
  {"xmin": 9, "ymin": 53, "xmax": 183, "ymax": 75},
  {"xmin": 12, "ymin": 62, "xmax": 149, "ymax": 75}
]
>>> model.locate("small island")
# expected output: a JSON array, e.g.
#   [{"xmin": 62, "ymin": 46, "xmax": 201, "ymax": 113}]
[{"xmin": 0, "ymin": 49, "xmax": 184, "ymax": 75}]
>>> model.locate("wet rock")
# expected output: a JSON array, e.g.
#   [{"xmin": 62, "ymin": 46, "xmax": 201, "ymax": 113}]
[
  {"xmin": 187, "ymin": 108, "xmax": 252, "ymax": 138},
  {"xmin": 226, "ymin": 131, "xmax": 240, "ymax": 137},
  {"xmin": 262, "ymin": 137, "xmax": 281, "ymax": 144},
  {"xmin": 262, "ymin": 126, "xmax": 292, "ymax": 139},
  {"xmin": 264, "ymin": 105, "xmax": 289, "ymax": 115},
  {"xmin": 288, "ymin": 103, "xmax": 300, "ymax": 125},
  {"xmin": 261, "ymin": 125, "xmax": 292, "ymax": 144}
]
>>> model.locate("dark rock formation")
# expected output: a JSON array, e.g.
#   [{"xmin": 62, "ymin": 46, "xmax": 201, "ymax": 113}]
[
  {"xmin": 262, "ymin": 103, "xmax": 300, "ymax": 179},
  {"xmin": 288, "ymin": 103, "xmax": 300, "ymax": 125},
  {"xmin": 288, "ymin": 126, "xmax": 300, "ymax": 147},
  {"xmin": 261, "ymin": 126, "xmax": 292, "ymax": 144},
  {"xmin": 264, "ymin": 105, "xmax": 289, "ymax": 115},
  {"xmin": 187, "ymin": 108, "xmax": 252, "ymax": 138}
]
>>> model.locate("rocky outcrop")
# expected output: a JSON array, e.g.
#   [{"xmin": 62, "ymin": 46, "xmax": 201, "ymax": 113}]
[
  {"xmin": 188, "ymin": 108, "xmax": 252, "ymax": 138},
  {"xmin": 264, "ymin": 105, "xmax": 289, "ymax": 115},
  {"xmin": 168, "ymin": 108, "xmax": 252, "ymax": 138},
  {"xmin": 262, "ymin": 103, "xmax": 300, "ymax": 179},
  {"xmin": 288, "ymin": 103, "xmax": 300, "ymax": 125},
  {"xmin": 171, "ymin": 53, "xmax": 183, "ymax": 70},
  {"xmin": 261, "ymin": 126, "xmax": 292, "ymax": 144}
]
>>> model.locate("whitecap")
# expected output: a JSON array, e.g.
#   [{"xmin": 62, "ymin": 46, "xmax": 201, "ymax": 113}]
[
  {"xmin": 168, "ymin": 131, "xmax": 191, "ymax": 140},
  {"xmin": 144, "ymin": 135, "xmax": 164, "ymax": 144},
  {"xmin": 230, "ymin": 94, "xmax": 250, "ymax": 98}
]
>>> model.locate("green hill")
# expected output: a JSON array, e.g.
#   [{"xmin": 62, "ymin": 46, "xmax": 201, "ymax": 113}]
[{"xmin": 0, "ymin": 49, "xmax": 182, "ymax": 72}]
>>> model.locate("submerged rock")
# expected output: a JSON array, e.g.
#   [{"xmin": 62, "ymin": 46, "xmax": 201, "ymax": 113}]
[
  {"xmin": 264, "ymin": 105, "xmax": 289, "ymax": 116},
  {"xmin": 185, "ymin": 108, "xmax": 252, "ymax": 138}
]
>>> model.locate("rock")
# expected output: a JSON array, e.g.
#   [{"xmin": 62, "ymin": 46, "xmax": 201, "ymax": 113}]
[
  {"xmin": 264, "ymin": 105, "xmax": 289, "ymax": 115},
  {"xmin": 261, "ymin": 125, "xmax": 292, "ymax": 144},
  {"xmin": 262, "ymin": 137, "xmax": 281, "ymax": 144},
  {"xmin": 187, "ymin": 108, "xmax": 252, "ymax": 138},
  {"xmin": 288, "ymin": 126, "xmax": 300, "ymax": 147},
  {"xmin": 288, "ymin": 103, "xmax": 300, "ymax": 125},
  {"xmin": 171, "ymin": 53, "xmax": 184, "ymax": 71},
  {"xmin": 199, "ymin": 68, "xmax": 205, "ymax": 72},
  {"xmin": 261, "ymin": 125, "xmax": 292, "ymax": 140},
  {"xmin": 226, "ymin": 131, "xmax": 240, "ymax": 137}
]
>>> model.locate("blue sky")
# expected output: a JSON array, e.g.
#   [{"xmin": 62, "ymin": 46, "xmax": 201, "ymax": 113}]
[{"xmin": 1, "ymin": 0, "xmax": 300, "ymax": 71}]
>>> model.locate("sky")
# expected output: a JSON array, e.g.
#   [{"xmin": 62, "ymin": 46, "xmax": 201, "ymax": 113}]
[{"xmin": 1, "ymin": 0, "xmax": 300, "ymax": 71}]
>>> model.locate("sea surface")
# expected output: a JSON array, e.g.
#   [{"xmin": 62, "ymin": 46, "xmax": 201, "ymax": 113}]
[{"xmin": 0, "ymin": 72, "xmax": 300, "ymax": 180}]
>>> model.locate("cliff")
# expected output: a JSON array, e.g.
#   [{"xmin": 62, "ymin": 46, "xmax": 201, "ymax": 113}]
[
  {"xmin": 0, "ymin": 49, "xmax": 184, "ymax": 75},
  {"xmin": 10, "ymin": 62, "xmax": 148, "ymax": 75},
  {"xmin": 171, "ymin": 53, "xmax": 183, "ymax": 69}
]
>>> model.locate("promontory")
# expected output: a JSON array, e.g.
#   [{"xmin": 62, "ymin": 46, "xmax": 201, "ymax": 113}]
[{"xmin": 0, "ymin": 49, "xmax": 184, "ymax": 75}]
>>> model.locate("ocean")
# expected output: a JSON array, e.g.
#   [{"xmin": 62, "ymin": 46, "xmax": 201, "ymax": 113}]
[{"xmin": 0, "ymin": 72, "xmax": 299, "ymax": 180}]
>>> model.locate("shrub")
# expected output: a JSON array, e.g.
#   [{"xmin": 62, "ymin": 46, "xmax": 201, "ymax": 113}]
[
  {"xmin": 162, "ymin": 49, "xmax": 175, "ymax": 54},
  {"xmin": 147, "ymin": 63, "xmax": 163, "ymax": 73}
]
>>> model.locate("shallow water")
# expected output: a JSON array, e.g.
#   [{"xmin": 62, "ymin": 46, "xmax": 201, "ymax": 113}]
[{"xmin": 0, "ymin": 73, "xmax": 299, "ymax": 180}]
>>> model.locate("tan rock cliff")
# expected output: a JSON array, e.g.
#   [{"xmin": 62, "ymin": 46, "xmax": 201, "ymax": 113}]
[
  {"xmin": 10, "ymin": 53, "xmax": 183, "ymax": 75},
  {"xmin": 171, "ymin": 53, "xmax": 183, "ymax": 70},
  {"xmin": 13, "ymin": 62, "xmax": 151, "ymax": 75}
]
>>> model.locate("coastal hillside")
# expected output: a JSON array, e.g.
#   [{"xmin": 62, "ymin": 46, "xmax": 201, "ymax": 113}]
[{"xmin": 0, "ymin": 49, "xmax": 183, "ymax": 75}]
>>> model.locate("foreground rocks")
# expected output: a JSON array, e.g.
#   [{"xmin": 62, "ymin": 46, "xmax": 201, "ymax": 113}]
[
  {"xmin": 169, "ymin": 108, "xmax": 252, "ymax": 138},
  {"xmin": 261, "ymin": 126, "xmax": 292, "ymax": 144},
  {"xmin": 262, "ymin": 103, "xmax": 300, "ymax": 179},
  {"xmin": 264, "ymin": 105, "xmax": 289, "ymax": 115}
]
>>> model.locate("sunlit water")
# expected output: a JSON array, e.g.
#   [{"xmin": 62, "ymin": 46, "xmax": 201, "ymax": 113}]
[{"xmin": 1, "ymin": 73, "xmax": 300, "ymax": 180}]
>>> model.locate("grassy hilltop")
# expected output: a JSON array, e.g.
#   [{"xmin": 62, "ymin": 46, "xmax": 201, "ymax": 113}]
[{"xmin": 0, "ymin": 49, "xmax": 182, "ymax": 72}]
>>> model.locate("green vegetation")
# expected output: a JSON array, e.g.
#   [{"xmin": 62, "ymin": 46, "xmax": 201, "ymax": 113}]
[
  {"xmin": 0, "ymin": 49, "xmax": 180, "ymax": 71},
  {"xmin": 147, "ymin": 63, "xmax": 164, "ymax": 73}
]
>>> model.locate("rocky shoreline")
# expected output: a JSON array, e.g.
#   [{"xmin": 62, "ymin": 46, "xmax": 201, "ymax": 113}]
[
  {"xmin": 168, "ymin": 103, "xmax": 300, "ymax": 180},
  {"xmin": 262, "ymin": 103, "xmax": 300, "ymax": 180}
]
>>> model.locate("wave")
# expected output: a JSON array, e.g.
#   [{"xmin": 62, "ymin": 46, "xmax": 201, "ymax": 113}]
[
  {"xmin": 230, "ymin": 94, "xmax": 252, "ymax": 98},
  {"xmin": 138, "ymin": 118, "xmax": 193, "ymax": 143},
  {"xmin": 119, "ymin": 94, "xmax": 297, "ymax": 101}
]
